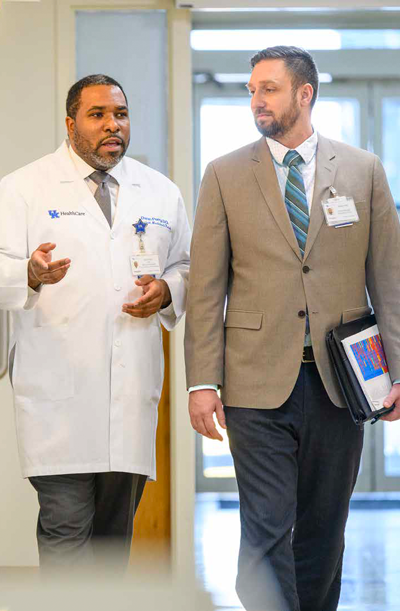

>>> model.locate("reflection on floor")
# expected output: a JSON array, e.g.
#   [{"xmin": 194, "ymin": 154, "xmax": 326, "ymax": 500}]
[{"xmin": 195, "ymin": 494, "xmax": 400, "ymax": 611}]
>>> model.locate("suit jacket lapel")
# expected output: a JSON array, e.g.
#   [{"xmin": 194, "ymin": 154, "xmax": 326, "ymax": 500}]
[
  {"xmin": 304, "ymin": 134, "xmax": 337, "ymax": 261},
  {"xmin": 252, "ymin": 137, "xmax": 302, "ymax": 261}
]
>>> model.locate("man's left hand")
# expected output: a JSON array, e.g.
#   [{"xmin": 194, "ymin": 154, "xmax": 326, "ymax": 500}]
[
  {"xmin": 122, "ymin": 276, "xmax": 171, "ymax": 318},
  {"xmin": 381, "ymin": 384, "xmax": 400, "ymax": 421}
]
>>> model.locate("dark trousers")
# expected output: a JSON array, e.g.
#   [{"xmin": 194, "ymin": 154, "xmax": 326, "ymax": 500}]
[
  {"xmin": 225, "ymin": 363, "xmax": 364, "ymax": 611},
  {"xmin": 29, "ymin": 472, "xmax": 147, "ymax": 572}
]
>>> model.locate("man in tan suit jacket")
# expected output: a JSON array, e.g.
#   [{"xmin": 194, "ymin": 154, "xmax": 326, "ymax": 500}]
[{"xmin": 185, "ymin": 47, "xmax": 400, "ymax": 611}]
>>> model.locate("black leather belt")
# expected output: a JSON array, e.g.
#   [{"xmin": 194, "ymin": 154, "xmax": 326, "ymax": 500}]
[{"xmin": 302, "ymin": 346, "xmax": 315, "ymax": 363}]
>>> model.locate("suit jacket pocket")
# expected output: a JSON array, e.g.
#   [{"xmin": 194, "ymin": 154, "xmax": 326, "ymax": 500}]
[
  {"xmin": 224, "ymin": 310, "xmax": 263, "ymax": 330},
  {"xmin": 342, "ymin": 305, "xmax": 372, "ymax": 324}
]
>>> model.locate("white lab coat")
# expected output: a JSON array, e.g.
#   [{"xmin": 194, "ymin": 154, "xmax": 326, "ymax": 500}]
[{"xmin": 0, "ymin": 142, "xmax": 191, "ymax": 479}]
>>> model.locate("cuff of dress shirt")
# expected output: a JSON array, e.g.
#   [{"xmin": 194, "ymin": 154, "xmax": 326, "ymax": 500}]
[
  {"xmin": 28, "ymin": 285, "xmax": 42, "ymax": 297},
  {"xmin": 23, "ymin": 283, "xmax": 43, "ymax": 310},
  {"xmin": 393, "ymin": 379, "xmax": 400, "ymax": 385},
  {"xmin": 160, "ymin": 301, "xmax": 174, "ymax": 315},
  {"xmin": 189, "ymin": 384, "xmax": 219, "ymax": 393}
]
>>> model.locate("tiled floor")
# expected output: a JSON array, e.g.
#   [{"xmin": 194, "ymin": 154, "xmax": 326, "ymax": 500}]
[{"xmin": 195, "ymin": 495, "xmax": 400, "ymax": 611}]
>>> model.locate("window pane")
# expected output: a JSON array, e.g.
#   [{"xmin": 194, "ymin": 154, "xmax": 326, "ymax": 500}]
[
  {"xmin": 382, "ymin": 98, "xmax": 400, "ymax": 210},
  {"xmin": 312, "ymin": 99, "xmax": 360, "ymax": 147},
  {"xmin": 201, "ymin": 97, "xmax": 360, "ymax": 179},
  {"xmin": 200, "ymin": 98, "xmax": 259, "ymax": 177},
  {"xmin": 384, "ymin": 421, "xmax": 400, "ymax": 476}
]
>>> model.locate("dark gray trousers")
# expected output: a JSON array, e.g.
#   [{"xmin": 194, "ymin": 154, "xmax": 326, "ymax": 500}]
[
  {"xmin": 225, "ymin": 363, "xmax": 364, "ymax": 611},
  {"xmin": 29, "ymin": 472, "xmax": 147, "ymax": 572}
]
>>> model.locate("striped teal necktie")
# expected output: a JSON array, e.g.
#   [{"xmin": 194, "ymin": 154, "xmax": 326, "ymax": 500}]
[{"xmin": 283, "ymin": 150, "xmax": 308, "ymax": 258}]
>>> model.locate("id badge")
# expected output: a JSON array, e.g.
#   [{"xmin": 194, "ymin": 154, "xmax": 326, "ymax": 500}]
[
  {"xmin": 321, "ymin": 194, "xmax": 359, "ymax": 228},
  {"xmin": 130, "ymin": 253, "xmax": 161, "ymax": 277}
]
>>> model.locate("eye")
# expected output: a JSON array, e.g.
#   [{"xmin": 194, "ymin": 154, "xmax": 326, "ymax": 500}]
[
  {"xmin": 116, "ymin": 112, "xmax": 128, "ymax": 118},
  {"xmin": 90, "ymin": 112, "xmax": 103, "ymax": 118}
]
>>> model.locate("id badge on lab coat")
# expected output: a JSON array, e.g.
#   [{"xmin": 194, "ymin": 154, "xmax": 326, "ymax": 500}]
[{"xmin": 130, "ymin": 253, "xmax": 161, "ymax": 277}]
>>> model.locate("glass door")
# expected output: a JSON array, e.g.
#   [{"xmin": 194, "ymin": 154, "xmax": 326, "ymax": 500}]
[
  {"xmin": 316, "ymin": 82, "xmax": 368, "ymax": 150},
  {"xmin": 372, "ymin": 82, "xmax": 400, "ymax": 492},
  {"xmin": 194, "ymin": 79, "xmax": 374, "ymax": 493},
  {"xmin": 316, "ymin": 82, "xmax": 371, "ymax": 492},
  {"xmin": 374, "ymin": 82, "xmax": 400, "ymax": 212}
]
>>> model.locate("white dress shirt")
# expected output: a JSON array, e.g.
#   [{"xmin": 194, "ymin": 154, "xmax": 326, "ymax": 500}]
[{"xmin": 266, "ymin": 130, "xmax": 318, "ymax": 210}]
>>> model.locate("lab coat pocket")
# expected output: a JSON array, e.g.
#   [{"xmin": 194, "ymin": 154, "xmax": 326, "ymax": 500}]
[
  {"xmin": 14, "ymin": 323, "xmax": 74, "ymax": 402},
  {"xmin": 145, "ymin": 224, "xmax": 172, "ymax": 265}
]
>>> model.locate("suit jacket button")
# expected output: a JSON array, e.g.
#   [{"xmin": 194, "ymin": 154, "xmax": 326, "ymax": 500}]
[
  {"xmin": 298, "ymin": 310, "xmax": 306, "ymax": 318},
  {"xmin": 302, "ymin": 265, "xmax": 310, "ymax": 273}
]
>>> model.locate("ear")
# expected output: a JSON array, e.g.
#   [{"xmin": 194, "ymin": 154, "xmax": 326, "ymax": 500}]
[
  {"xmin": 299, "ymin": 83, "xmax": 314, "ymax": 108},
  {"xmin": 65, "ymin": 116, "xmax": 75, "ymax": 139}
]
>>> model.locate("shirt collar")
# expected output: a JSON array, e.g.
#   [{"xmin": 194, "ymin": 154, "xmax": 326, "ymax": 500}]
[
  {"xmin": 68, "ymin": 141, "xmax": 123, "ymax": 182},
  {"xmin": 266, "ymin": 129, "xmax": 318, "ymax": 166}
]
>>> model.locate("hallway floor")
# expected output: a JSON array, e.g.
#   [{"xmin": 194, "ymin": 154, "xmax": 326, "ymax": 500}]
[{"xmin": 195, "ymin": 495, "xmax": 400, "ymax": 611}]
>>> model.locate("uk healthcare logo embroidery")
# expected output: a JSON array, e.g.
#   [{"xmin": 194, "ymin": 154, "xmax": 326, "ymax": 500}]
[{"xmin": 48, "ymin": 209, "xmax": 85, "ymax": 218}]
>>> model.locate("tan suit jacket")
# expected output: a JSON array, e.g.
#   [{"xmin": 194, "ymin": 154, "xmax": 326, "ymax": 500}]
[{"xmin": 185, "ymin": 135, "xmax": 400, "ymax": 409}]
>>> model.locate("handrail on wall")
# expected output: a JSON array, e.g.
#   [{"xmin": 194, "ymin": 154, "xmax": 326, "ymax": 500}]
[{"xmin": 0, "ymin": 311, "xmax": 8, "ymax": 379}]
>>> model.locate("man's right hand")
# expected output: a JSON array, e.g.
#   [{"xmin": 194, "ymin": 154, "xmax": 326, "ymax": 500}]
[
  {"xmin": 28, "ymin": 242, "xmax": 71, "ymax": 289},
  {"xmin": 188, "ymin": 389, "xmax": 226, "ymax": 441}
]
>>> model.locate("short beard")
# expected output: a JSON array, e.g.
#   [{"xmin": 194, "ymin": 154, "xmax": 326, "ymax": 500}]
[
  {"xmin": 72, "ymin": 129, "xmax": 128, "ymax": 170},
  {"xmin": 255, "ymin": 98, "xmax": 301, "ymax": 140}
]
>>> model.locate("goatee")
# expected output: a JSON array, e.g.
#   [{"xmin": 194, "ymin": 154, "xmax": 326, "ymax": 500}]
[
  {"xmin": 254, "ymin": 103, "xmax": 301, "ymax": 139},
  {"xmin": 72, "ymin": 131, "xmax": 128, "ymax": 170}
]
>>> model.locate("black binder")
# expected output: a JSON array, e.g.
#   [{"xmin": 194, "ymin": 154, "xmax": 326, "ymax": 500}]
[{"xmin": 326, "ymin": 314, "xmax": 394, "ymax": 427}]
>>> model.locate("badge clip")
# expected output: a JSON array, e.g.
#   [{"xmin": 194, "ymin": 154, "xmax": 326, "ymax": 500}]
[{"xmin": 133, "ymin": 218, "xmax": 148, "ymax": 253}]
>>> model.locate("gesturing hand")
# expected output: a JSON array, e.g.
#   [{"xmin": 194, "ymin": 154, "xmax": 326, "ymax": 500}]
[
  {"xmin": 28, "ymin": 243, "xmax": 71, "ymax": 289},
  {"xmin": 188, "ymin": 389, "xmax": 226, "ymax": 441},
  {"xmin": 122, "ymin": 275, "xmax": 171, "ymax": 319}
]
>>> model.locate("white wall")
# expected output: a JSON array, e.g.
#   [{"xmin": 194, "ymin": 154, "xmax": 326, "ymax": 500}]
[
  {"xmin": 0, "ymin": 0, "xmax": 58, "ymax": 566},
  {"xmin": 0, "ymin": 0, "xmax": 57, "ymax": 175}
]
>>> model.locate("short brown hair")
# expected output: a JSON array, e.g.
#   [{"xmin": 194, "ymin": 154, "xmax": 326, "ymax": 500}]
[{"xmin": 250, "ymin": 45, "xmax": 319, "ymax": 108}]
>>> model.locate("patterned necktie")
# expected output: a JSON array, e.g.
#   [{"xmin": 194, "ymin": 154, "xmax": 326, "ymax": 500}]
[
  {"xmin": 283, "ymin": 150, "xmax": 309, "ymax": 258},
  {"xmin": 283, "ymin": 150, "xmax": 311, "ymax": 338},
  {"xmin": 90, "ymin": 170, "xmax": 112, "ymax": 227}
]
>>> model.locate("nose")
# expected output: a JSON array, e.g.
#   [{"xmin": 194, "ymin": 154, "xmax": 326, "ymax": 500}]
[
  {"xmin": 251, "ymin": 90, "xmax": 266, "ymax": 111},
  {"xmin": 104, "ymin": 115, "xmax": 120, "ymax": 133}
]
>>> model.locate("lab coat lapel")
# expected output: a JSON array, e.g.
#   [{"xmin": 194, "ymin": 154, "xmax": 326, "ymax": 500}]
[
  {"xmin": 111, "ymin": 159, "xmax": 143, "ymax": 232},
  {"xmin": 252, "ymin": 137, "xmax": 302, "ymax": 262},
  {"xmin": 303, "ymin": 135, "xmax": 337, "ymax": 262},
  {"xmin": 52, "ymin": 142, "xmax": 111, "ymax": 230}
]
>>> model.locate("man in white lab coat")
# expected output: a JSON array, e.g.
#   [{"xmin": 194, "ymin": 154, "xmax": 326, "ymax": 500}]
[{"xmin": 0, "ymin": 74, "xmax": 191, "ymax": 570}]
